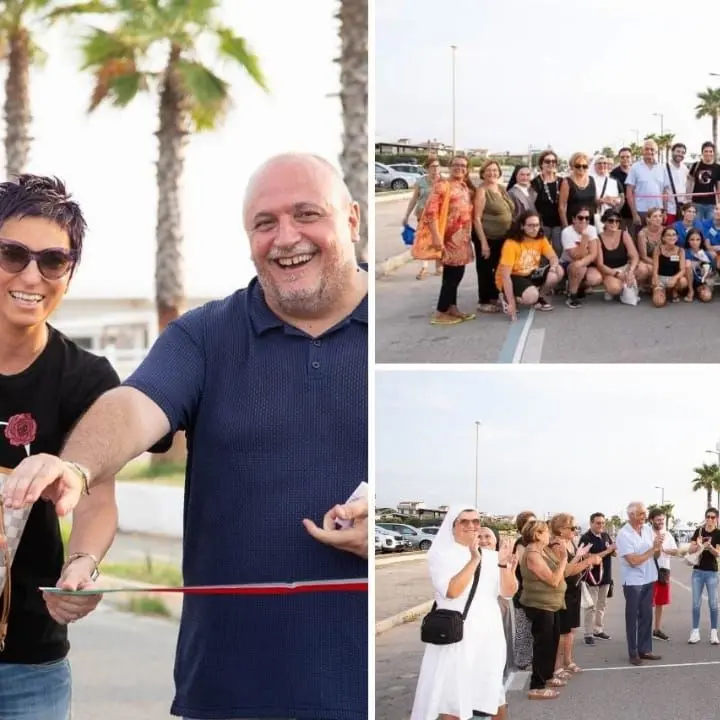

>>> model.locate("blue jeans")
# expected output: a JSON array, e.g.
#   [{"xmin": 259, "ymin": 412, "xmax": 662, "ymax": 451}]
[
  {"xmin": 692, "ymin": 569, "xmax": 719, "ymax": 629},
  {"xmin": 0, "ymin": 659, "xmax": 71, "ymax": 719},
  {"xmin": 695, "ymin": 204, "xmax": 716, "ymax": 222},
  {"xmin": 623, "ymin": 582, "xmax": 654, "ymax": 657}
]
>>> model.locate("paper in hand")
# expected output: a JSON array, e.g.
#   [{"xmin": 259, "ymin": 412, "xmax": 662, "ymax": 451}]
[{"xmin": 335, "ymin": 481, "xmax": 368, "ymax": 530}]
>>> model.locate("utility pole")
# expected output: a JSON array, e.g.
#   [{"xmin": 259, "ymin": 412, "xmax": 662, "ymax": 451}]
[
  {"xmin": 474, "ymin": 421, "xmax": 481, "ymax": 508},
  {"xmin": 450, "ymin": 45, "xmax": 457, "ymax": 154}
]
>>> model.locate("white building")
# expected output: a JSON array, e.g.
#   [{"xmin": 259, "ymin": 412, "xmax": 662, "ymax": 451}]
[{"xmin": 50, "ymin": 296, "xmax": 218, "ymax": 380}]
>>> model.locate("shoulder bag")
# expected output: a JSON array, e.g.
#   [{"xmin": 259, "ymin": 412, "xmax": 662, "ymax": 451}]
[
  {"xmin": 421, "ymin": 555, "xmax": 481, "ymax": 645},
  {"xmin": 0, "ymin": 469, "xmax": 33, "ymax": 651}
]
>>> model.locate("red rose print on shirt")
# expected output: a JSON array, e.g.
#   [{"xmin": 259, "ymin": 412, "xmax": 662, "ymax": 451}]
[{"xmin": 4, "ymin": 413, "xmax": 37, "ymax": 447}]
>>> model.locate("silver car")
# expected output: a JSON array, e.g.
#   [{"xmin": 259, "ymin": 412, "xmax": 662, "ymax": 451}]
[
  {"xmin": 374, "ymin": 162, "xmax": 420, "ymax": 190},
  {"xmin": 377, "ymin": 523, "xmax": 437, "ymax": 551}
]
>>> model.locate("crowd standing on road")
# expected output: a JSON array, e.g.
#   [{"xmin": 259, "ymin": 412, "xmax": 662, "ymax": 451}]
[{"xmin": 403, "ymin": 138, "xmax": 720, "ymax": 325}]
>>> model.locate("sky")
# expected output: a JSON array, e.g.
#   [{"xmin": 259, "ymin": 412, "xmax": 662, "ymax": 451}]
[
  {"xmin": 375, "ymin": 368, "xmax": 720, "ymax": 528},
  {"xmin": 375, "ymin": 0, "xmax": 720, "ymax": 158},
  {"xmin": 15, "ymin": 0, "xmax": 342, "ymax": 299}
]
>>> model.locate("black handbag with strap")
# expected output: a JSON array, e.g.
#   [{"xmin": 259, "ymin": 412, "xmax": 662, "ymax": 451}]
[{"xmin": 420, "ymin": 555, "xmax": 482, "ymax": 645}]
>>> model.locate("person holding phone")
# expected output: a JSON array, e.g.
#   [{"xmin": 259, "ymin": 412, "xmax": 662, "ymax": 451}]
[{"xmin": 687, "ymin": 508, "xmax": 720, "ymax": 645}]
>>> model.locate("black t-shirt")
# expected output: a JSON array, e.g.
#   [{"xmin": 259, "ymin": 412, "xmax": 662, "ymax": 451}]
[
  {"xmin": 579, "ymin": 530, "xmax": 613, "ymax": 585},
  {"xmin": 0, "ymin": 326, "xmax": 119, "ymax": 664},
  {"xmin": 610, "ymin": 166, "xmax": 633, "ymax": 218},
  {"xmin": 691, "ymin": 526, "xmax": 720, "ymax": 572},
  {"xmin": 689, "ymin": 162, "xmax": 720, "ymax": 205},
  {"xmin": 530, "ymin": 176, "xmax": 562, "ymax": 228}
]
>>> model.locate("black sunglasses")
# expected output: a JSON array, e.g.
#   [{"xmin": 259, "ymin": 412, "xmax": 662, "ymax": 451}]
[
  {"xmin": 574, "ymin": 164, "xmax": 589, "ymax": 169},
  {"xmin": 576, "ymin": 215, "xmax": 590, "ymax": 221},
  {"xmin": 0, "ymin": 238, "xmax": 76, "ymax": 281},
  {"xmin": 707, "ymin": 515, "xmax": 718, "ymax": 520}
]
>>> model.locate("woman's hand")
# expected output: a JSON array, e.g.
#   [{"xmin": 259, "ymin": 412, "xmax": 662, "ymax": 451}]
[
  {"xmin": 481, "ymin": 242, "xmax": 491, "ymax": 259},
  {"xmin": 470, "ymin": 535, "xmax": 482, "ymax": 561},
  {"xmin": 498, "ymin": 538, "xmax": 514, "ymax": 566},
  {"xmin": 575, "ymin": 542, "xmax": 591, "ymax": 559}
]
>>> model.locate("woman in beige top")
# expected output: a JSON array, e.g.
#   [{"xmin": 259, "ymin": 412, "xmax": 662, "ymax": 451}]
[
  {"xmin": 519, "ymin": 520, "xmax": 568, "ymax": 701},
  {"xmin": 637, "ymin": 207, "xmax": 664, "ymax": 278},
  {"xmin": 473, "ymin": 160, "xmax": 515, "ymax": 313}
]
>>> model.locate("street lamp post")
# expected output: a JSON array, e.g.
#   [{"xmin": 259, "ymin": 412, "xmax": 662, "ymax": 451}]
[
  {"xmin": 654, "ymin": 485, "xmax": 665, "ymax": 505},
  {"xmin": 653, "ymin": 113, "xmax": 664, "ymax": 134},
  {"xmin": 474, "ymin": 421, "xmax": 481, "ymax": 508},
  {"xmin": 450, "ymin": 45, "xmax": 457, "ymax": 154}
]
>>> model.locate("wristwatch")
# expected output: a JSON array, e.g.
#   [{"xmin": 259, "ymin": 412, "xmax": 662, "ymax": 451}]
[{"xmin": 64, "ymin": 461, "xmax": 91, "ymax": 496}]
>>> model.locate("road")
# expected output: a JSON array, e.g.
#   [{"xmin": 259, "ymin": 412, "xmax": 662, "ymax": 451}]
[
  {"xmin": 375, "ymin": 196, "xmax": 720, "ymax": 364},
  {"xmin": 376, "ymin": 557, "xmax": 720, "ymax": 720},
  {"xmin": 69, "ymin": 604, "xmax": 177, "ymax": 718}
]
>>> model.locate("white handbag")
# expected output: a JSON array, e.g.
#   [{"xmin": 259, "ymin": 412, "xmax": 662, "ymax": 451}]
[
  {"xmin": 620, "ymin": 283, "xmax": 640, "ymax": 306},
  {"xmin": 580, "ymin": 581, "xmax": 594, "ymax": 610}
]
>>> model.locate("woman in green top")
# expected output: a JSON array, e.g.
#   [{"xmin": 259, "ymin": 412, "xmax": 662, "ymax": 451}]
[
  {"xmin": 519, "ymin": 520, "xmax": 568, "ymax": 701},
  {"xmin": 403, "ymin": 157, "xmax": 442, "ymax": 279}
]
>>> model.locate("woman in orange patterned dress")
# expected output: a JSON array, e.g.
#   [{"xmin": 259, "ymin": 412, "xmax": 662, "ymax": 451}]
[{"xmin": 414, "ymin": 155, "xmax": 476, "ymax": 325}]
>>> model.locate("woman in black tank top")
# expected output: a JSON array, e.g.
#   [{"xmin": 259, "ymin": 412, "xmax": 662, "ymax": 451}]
[
  {"xmin": 595, "ymin": 209, "xmax": 647, "ymax": 299},
  {"xmin": 559, "ymin": 152, "xmax": 597, "ymax": 226},
  {"xmin": 652, "ymin": 225, "xmax": 688, "ymax": 306}
]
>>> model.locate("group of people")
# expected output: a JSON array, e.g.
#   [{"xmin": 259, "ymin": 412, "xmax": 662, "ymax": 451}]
[
  {"xmin": 409, "ymin": 501, "xmax": 720, "ymax": 718},
  {"xmin": 403, "ymin": 139, "xmax": 720, "ymax": 321},
  {"xmin": 0, "ymin": 155, "xmax": 368, "ymax": 719}
]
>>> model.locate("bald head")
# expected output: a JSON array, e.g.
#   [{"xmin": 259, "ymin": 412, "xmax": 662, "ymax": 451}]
[{"xmin": 243, "ymin": 153, "xmax": 352, "ymax": 228}]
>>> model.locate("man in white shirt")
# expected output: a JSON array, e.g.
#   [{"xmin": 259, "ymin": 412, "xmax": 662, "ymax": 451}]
[
  {"xmin": 648, "ymin": 508, "xmax": 681, "ymax": 641},
  {"xmin": 664, "ymin": 143, "xmax": 690, "ymax": 225},
  {"xmin": 616, "ymin": 501, "xmax": 664, "ymax": 665},
  {"xmin": 559, "ymin": 208, "xmax": 602, "ymax": 309},
  {"xmin": 625, "ymin": 139, "xmax": 670, "ymax": 227}
]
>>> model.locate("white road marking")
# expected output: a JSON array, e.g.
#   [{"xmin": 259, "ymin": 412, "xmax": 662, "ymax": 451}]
[
  {"xmin": 521, "ymin": 328, "xmax": 545, "ymax": 363},
  {"xmin": 512, "ymin": 308, "xmax": 535, "ymax": 363},
  {"xmin": 584, "ymin": 659, "xmax": 720, "ymax": 672}
]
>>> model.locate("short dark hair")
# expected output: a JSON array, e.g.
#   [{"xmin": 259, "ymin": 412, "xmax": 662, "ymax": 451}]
[
  {"xmin": 706, "ymin": 507, "xmax": 719, "ymax": 517},
  {"xmin": 702, "ymin": 141, "xmax": 716, "ymax": 152},
  {"xmin": 515, "ymin": 510, "xmax": 536, "ymax": 533},
  {"xmin": 589, "ymin": 512, "xmax": 605, "ymax": 524},
  {"xmin": 671, "ymin": 142, "xmax": 687, "ymax": 152},
  {"xmin": 0, "ymin": 174, "xmax": 86, "ymax": 265},
  {"xmin": 649, "ymin": 508, "xmax": 665, "ymax": 520},
  {"xmin": 618, "ymin": 147, "xmax": 632, "ymax": 155},
  {"xmin": 572, "ymin": 206, "xmax": 592, "ymax": 220}
]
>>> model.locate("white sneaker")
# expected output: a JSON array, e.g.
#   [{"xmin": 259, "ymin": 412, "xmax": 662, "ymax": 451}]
[
  {"xmin": 711, "ymin": 630, "xmax": 719, "ymax": 645},
  {"xmin": 689, "ymin": 629, "xmax": 701, "ymax": 644}
]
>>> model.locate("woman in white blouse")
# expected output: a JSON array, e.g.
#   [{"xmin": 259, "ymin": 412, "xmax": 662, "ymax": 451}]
[{"xmin": 590, "ymin": 155, "xmax": 623, "ymax": 229}]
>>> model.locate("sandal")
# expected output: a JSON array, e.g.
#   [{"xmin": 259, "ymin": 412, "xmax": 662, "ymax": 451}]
[
  {"xmin": 416, "ymin": 268, "xmax": 428, "ymax": 280},
  {"xmin": 565, "ymin": 663, "xmax": 583, "ymax": 673},
  {"xmin": 528, "ymin": 688, "xmax": 560, "ymax": 700},
  {"xmin": 545, "ymin": 677, "xmax": 567, "ymax": 688},
  {"xmin": 534, "ymin": 297, "xmax": 554, "ymax": 311},
  {"xmin": 684, "ymin": 293, "xmax": 694, "ymax": 302},
  {"xmin": 477, "ymin": 303, "xmax": 500, "ymax": 313},
  {"xmin": 430, "ymin": 315, "xmax": 463, "ymax": 326}
]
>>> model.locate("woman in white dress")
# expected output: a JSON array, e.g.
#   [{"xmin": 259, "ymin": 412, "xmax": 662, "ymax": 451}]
[{"xmin": 410, "ymin": 505, "xmax": 518, "ymax": 720}]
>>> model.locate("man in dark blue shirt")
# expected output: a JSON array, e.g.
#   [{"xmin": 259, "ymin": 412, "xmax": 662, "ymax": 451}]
[
  {"xmin": 579, "ymin": 512, "xmax": 616, "ymax": 646},
  {"xmin": 3, "ymin": 153, "xmax": 369, "ymax": 720}
]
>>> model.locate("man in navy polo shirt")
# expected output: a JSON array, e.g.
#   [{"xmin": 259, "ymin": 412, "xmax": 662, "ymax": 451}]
[{"xmin": 3, "ymin": 153, "xmax": 369, "ymax": 720}]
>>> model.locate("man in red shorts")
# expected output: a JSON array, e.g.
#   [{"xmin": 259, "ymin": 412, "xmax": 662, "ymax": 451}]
[{"xmin": 650, "ymin": 508, "xmax": 680, "ymax": 641}]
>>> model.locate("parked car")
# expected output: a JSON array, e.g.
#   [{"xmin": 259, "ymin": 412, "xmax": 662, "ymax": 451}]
[
  {"xmin": 374, "ymin": 162, "xmax": 421, "ymax": 190},
  {"xmin": 377, "ymin": 523, "xmax": 437, "ymax": 551},
  {"xmin": 388, "ymin": 163, "xmax": 426, "ymax": 178},
  {"xmin": 375, "ymin": 526, "xmax": 410, "ymax": 553}
]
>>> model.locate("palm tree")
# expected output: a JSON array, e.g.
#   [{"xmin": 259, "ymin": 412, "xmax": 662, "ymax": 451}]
[
  {"xmin": 55, "ymin": 0, "xmax": 267, "ymax": 464},
  {"xmin": 337, "ymin": 0, "xmax": 367, "ymax": 262},
  {"xmin": 695, "ymin": 87, "xmax": 720, "ymax": 149},
  {"xmin": 658, "ymin": 132, "xmax": 675, "ymax": 162},
  {"xmin": 601, "ymin": 146, "xmax": 615, "ymax": 160},
  {"xmin": 692, "ymin": 463, "xmax": 720, "ymax": 509},
  {"xmin": 648, "ymin": 502, "xmax": 676, "ymax": 525},
  {"xmin": 54, "ymin": 0, "xmax": 267, "ymax": 331},
  {"xmin": 629, "ymin": 142, "xmax": 642, "ymax": 160},
  {"xmin": 0, "ymin": 0, "xmax": 54, "ymax": 178}
]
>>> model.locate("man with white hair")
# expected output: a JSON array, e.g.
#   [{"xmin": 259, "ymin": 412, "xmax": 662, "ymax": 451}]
[
  {"xmin": 615, "ymin": 501, "xmax": 664, "ymax": 666},
  {"xmin": 624, "ymin": 140, "xmax": 670, "ymax": 228},
  {"xmin": 1, "ymin": 153, "xmax": 369, "ymax": 719}
]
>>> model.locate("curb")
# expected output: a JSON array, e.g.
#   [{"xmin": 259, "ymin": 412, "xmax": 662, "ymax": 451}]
[
  {"xmin": 375, "ymin": 249, "xmax": 412, "ymax": 278},
  {"xmin": 376, "ymin": 552, "xmax": 426, "ymax": 567},
  {"xmin": 375, "ymin": 599, "xmax": 432, "ymax": 635},
  {"xmin": 97, "ymin": 574, "xmax": 182, "ymax": 621},
  {"xmin": 375, "ymin": 191, "xmax": 413, "ymax": 203}
]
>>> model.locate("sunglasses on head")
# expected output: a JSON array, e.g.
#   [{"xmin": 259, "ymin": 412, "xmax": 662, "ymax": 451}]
[{"xmin": 0, "ymin": 238, "xmax": 76, "ymax": 281}]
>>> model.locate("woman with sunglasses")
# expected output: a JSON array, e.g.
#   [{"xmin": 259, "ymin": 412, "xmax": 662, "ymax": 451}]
[
  {"xmin": 547, "ymin": 514, "xmax": 601, "ymax": 682},
  {"xmin": 558, "ymin": 152, "xmax": 597, "ymax": 228},
  {"xmin": 637, "ymin": 207, "xmax": 665, "ymax": 279},
  {"xmin": 531, "ymin": 151, "xmax": 564, "ymax": 257},
  {"xmin": 559, "ymin": 207, "xmax": 602, "ymax": 309},
  {"xmin": 0, "ymin": 175, "xmax": 120, "ymax": 719},
  {"xmin": 410, "ymin": 505, "xmax": 517, "ymax": 720},
  {"xmin": 595, "ymin": 209, "xmax": 647, "ymax": 300},
  {"xmin": 687, "ymin": 508, "xmax": 720, "ymax": 645}
]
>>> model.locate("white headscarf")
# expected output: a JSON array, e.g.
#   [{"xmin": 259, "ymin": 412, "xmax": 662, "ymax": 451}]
[{"xmin": 427, "ymin": 503, "xmax": 479, "ymax": 597}]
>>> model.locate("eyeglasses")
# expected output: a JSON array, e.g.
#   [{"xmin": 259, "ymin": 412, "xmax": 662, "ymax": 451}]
[
  {"xmin": 0, "ymin": 238, "xmax": 76, "ymax": 280},
  {"xmin": 543, "ymin": 159, "xmax": 557, "ymax": 165},
  {"xmin": 576, "ymin": 215, "xmax": 590, "ymax": 221},
  {"xmin": 707, "ymin": 515, "xmax": 718, "ymax": 520},
  {"xmin": 457, "ymin": 518, "xmax": 482, "ymax": 528},
  {"xmin": 605, "ymin": 218, "xmax": 620, "ymax": 224},
  {"xmin": 574, "ymin": 164, "xmax": 589, "ymax": 169}
]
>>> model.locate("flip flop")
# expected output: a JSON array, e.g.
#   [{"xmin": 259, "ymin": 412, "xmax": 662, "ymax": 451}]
[
  {"xmin": 430, "ymin": 316, "xmax": 463, "ymax": 326},
  {"xmin": 528, "ymin": 689, "xmax": 560, "ymax": 700}
]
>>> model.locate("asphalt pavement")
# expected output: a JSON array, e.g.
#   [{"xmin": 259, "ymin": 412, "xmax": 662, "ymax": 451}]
[
  {"xmin": 375, "ymin": 196, "xmax": 720, "ymax": 364},
  {"xmin": 69, "ymin": 604, "xmax": 177, "ymax": 718},
  {"xmin": 375, "ymin": 557, "xmax": 720, "ymax": 720}
]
